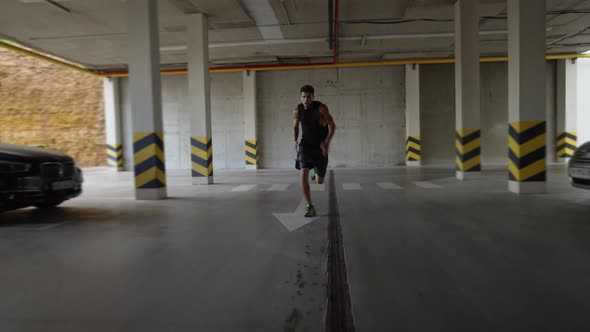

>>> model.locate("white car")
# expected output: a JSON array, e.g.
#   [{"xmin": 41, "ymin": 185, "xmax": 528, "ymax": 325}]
[{"xmin": 568, "ymin": 141, "xmax": 590, "ymax": 189}]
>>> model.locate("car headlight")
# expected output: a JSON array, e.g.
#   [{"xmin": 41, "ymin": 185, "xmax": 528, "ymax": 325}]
[
  {"xmin": 0, "ymin": 161, "xmax": 32, "ymax": 174},
  {"xmin": 75, "ymin": 167, "xmax": 84, "ymax": 182},
  {"xmin": 576, "ymin": 142, "xmax": 590, "ymax": 154}
]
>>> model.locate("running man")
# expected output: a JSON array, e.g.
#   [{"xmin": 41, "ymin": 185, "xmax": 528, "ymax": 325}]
[{"xmin": 293, "ymin": 85, "xmax": 336, "ymax": 217}]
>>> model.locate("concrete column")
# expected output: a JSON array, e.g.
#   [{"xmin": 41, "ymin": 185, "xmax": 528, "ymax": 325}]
[
  {"xmin": 546, "ymin": 61, "xmax": 557, "ymax": 163},
  {"xmin": 243, "ymin": 70, "xmax": 258, "ymax": 169},
  {"xmin": 578, "ymin": 59, "xmax": 590, "ymax": 145},
  {"xmin": 454, "ymin": 0, "xmax": 481, "ymax": 180},
  {"xmin": 405, "ymin": 64, "xmax": 421, "ymax": 166},
  {"xmin": 508, "ymin": 0, "xmax": 546, "ymax": 194},
  {"xmin": 103, "ymin": 77, "xmax": 124, "ymax": 171},
  {"xmin": 127, "ymin": 0, "xmax": 167, "ymax": 200},
  {"xmin": 187, "ymin": 13, "xmax": 213, "ymax": 184},
  {"xmin": 556, "ymin": 59, "xmax": 578, "ymax": 161}
]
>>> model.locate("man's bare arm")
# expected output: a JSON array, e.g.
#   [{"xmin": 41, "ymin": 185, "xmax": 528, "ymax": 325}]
[
  {"xmin": 320, "ymin": 104, "xmax": 335, "ymax": 147},
  {"xmin": 293, "ymin": 109, "xmax": 299, "ymax": 153}
]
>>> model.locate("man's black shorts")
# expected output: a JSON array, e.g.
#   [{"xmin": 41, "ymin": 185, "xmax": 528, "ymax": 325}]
[{"xmin": 296, "ymin": 144, "xmax": 328, "ymax": 178}]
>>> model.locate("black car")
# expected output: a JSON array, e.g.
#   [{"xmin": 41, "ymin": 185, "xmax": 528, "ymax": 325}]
[
  {"xmin": 0, "ymin": 143, "xmax": 83, "ymax": 211},
  {"xmin": 568, "ymin": 141, "xmax": 590, "ymax": 190}
]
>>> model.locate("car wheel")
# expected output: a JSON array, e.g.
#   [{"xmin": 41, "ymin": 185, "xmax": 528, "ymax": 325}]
[{"xmin": 34, "ymin": 199, "xmax": 65, "ymax": 209}]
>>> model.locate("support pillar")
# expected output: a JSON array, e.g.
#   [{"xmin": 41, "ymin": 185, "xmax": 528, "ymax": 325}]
[
  {"xmin": 405, "ymin": 64, "xmax": 421, "ymax": 166},
  {"xmin": 187, "ymin": 13, "xmax": 213, "ymax": 184},
  {"xmin": 244, "ymin": 70, "xmax": 258, "ymax": 169},
  {"xmin": 556, "ymin": 59, "xmax": 578, "ymax": 160},
  {"xmin": 127, "ymin": 0, "xmax": 167, "ymax": 200},
  {"xmin": 454, "ymin": 0, "xmax": 481, "ymax": 180},
  {"xmin": 508, "ymin": 0, "xmax": 547, "ymax": 194},
  {"xmin": 103, "ymin": 77, "xmax": 124, "ymax": 171}
]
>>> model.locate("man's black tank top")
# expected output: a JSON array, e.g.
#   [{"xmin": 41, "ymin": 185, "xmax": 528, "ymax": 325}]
[{"xmin": 298, "ymin": 100, "xmax": 329, "ymax": 148}]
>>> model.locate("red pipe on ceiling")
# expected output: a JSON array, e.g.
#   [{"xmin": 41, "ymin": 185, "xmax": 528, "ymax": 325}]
[{"xmin": 333, "ymin": 0, "xmax": 338, "ymax": 63}]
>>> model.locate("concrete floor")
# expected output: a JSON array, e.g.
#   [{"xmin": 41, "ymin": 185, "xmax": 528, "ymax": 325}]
[{"xmin": 1, "ymin": 165, "xmax": 589, "ymax": 331}]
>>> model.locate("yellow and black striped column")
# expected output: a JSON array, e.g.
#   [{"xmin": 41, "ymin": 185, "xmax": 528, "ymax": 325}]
[
  {"xmin": 405, "ymin": 136, "xmax": 421, "ymax": 164},
  {"xmin": 508, "ymin": 121, "xmax": 546, "ymax": 183},
  {"xmin": 245, "ymin": 139, "xmax": 258, "ymax": 168},
  {"xmin": 107, "ymin": 144, "xmax": 124, "ymax": 169},
  {"xmin": 556, "ymin": 131, "xmax": 577, "ymax": 159},
  {"xmin": 455, "ymin": 129, "xmax": 481, "ymax": 174},
  {"xmin": 133, "ymin": 132, "xmax": 166, "ymax": 190},
  {"xmin": 191, "ymin": 136, "xmax": 213, "ymax": 182}
]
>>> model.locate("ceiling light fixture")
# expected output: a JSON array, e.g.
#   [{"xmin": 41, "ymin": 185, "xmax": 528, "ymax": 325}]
[
  {"xmin": 211, "ymin": 56, "xmax": 278, "ymax": 65},
  {"xmin": 160, "ymin": 37, "xmax": 325, "ymax": 52}
]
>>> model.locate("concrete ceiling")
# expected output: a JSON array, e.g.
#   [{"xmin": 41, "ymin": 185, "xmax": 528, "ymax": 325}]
[{"xmin": 0, "ymin": 0, "xmax": 589, "ymax": 71}]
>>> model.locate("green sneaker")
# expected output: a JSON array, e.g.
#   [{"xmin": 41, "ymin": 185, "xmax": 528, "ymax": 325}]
[
  {"xmin": 304, "ymin": 204, "xmax": 317, "ymax": 217},
  {"xmin": 310, "ymin": 168, "xmax": 316, "ymax": 181}
]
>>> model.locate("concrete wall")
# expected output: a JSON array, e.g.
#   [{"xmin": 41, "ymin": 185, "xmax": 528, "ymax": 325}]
[
  {"xmin": 117, "ymin": 61, "xmax": 561, "ymax": 170},
  {"xmin": 546, "ymin": 61, "xmax": 557, "ymax": 162},
  {"xmin": 420, "ymin": 61, "xmax": 556, "ymax": 166},
  {"xmin": 480, "ymin": 62, "xmax": 509, "ymax": 165},
  {"xmin": 257, "ymin": 67, "xmax": 406, "ymax": 168},
  {"xmin": 210, "ymin": 73, "xmax": 244, "ymax": 169},
  {"xmin": 121, "ymin": 72, "xmax": 243, "ymax": 170},
  {"xmin": 420, "ymin": 64, "xmax": 456, "ymax": 165}
]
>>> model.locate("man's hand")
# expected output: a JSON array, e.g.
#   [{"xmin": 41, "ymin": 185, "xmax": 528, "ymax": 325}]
[
  {"xmin": 294, "ymin": 141, "xmax": 299, "ymax": 154},
  {"xmin": 318, "ymin": 104, "xmax": 335, "ymax": 158},
  {"xmin": 320, "ymin": 141, "xmax": 329, "ymax": 158}
]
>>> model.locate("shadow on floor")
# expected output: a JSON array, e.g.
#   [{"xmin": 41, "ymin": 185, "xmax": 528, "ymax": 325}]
[{"xmin": 0, "ymin": 205, "xmax": 170, "ymax": 227}]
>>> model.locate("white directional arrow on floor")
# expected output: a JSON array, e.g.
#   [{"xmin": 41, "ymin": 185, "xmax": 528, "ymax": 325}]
[{"xmin": 273, "ymin": 199, "xmax": 321, "ymax": 232}]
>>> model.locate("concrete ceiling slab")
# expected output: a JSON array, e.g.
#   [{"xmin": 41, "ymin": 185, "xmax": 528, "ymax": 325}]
[{"xmin": 0, "ymin": 0, "xmax": 589, "ymax": 70}]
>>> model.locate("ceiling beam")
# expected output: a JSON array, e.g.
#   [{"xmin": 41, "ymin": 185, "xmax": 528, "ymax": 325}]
[
  {"xmin": 167, "ymin": 0, "xmax": 201, "ymax": 14},
  {"xmin": 547, "ymin": 14, "xmax": 590, "ymax": 47}
]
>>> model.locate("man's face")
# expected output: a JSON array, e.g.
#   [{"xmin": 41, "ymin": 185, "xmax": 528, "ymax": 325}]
[{"xmin": 301, "ymin": 92, "xmax": 313, "ymax": 108}]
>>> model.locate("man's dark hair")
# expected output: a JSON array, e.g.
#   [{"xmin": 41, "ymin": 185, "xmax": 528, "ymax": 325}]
[{"xmin": 300, "ymin": 85, "xmax": 314, "ymax": 95}]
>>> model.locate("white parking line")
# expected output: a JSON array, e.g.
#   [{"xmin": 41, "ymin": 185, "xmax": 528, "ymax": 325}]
[
  {"xmin": 267, "ymin": 184, "xmax": 290, "ymax": 191},
  {"xmin": 342, "ymin": 183, "xmax": 362, "ymax": 190},
  {"xmin": 377, "ymin": 182, "xmax": 403, "ymax": 190},
  {"xmin": 231, "ymin": 184, "xmax": 258, "ymax": 192},
  {"xmin": 414, "ymin": 181, "xmax": 441, "ymax": 189}
]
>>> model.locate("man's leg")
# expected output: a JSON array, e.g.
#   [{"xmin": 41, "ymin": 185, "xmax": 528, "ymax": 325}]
[
  {"xmin": 316, "ymin": 173, "xmax": 324, "ymax": 184},
  {"xmin": 316, "ymin": 154, "xmax": 328, "ymax": 184},
  {"xmin": 300, "ymin": 168, "xmax": 317, "ymax": 217},
  {"xmin": 300, "ymin": 168, "xmax": 312, "ymax": 205}
]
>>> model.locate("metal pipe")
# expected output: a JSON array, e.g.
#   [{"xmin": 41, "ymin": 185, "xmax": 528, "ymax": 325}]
[
  {"xmin": 328, "ymin": 0, "xmax": 333, "ymax": 50},
  {"xmin": 44, "ymin": 0, "xmax": 71, "ymax": 14},
  {"xmin": 98, "ymin": 53, "xmax": 590, "ymax": 77},
  {"xmin": 334, "ymin": 0, "xmax": 339, "ymax": 62},
  {"xmin": 3, "ymin": 37, "xmax": 589, "ymax": 78}
]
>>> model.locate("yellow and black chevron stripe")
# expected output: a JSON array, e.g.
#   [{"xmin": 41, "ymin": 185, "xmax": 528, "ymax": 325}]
[
  {"xmin": 245, "ymin": 139, "xmax": 258, "ymax": 165},
  {"xmin": 191, "ymin": 136, "xmax": 213, "ymax": 177},
  {"xmin": 556, "ymin": 131, "xmax": 577, "ymax": 158},
  {"xmin": 405, "ymin": 136, "xmax": 421, "ymax": 161},
  {"xmin": 107, "ymin": 144, "xmax": 123, "ymax": 167},
  {"xmin": 455, "ymin": 129, "xmax": 481, "ymax": 172},
  {"xmin": 509, "ymin": 121, "xmax": 546, "ymax": 182},
  {"xmin": 133, "ymin": 132, "xmax": 166, "ymax": 189}
]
